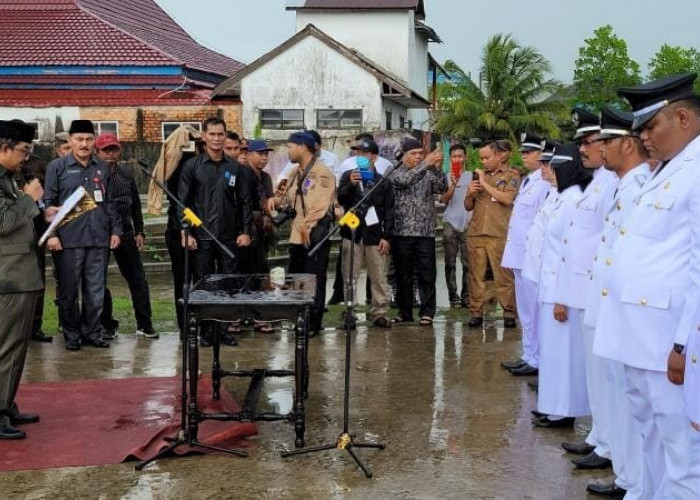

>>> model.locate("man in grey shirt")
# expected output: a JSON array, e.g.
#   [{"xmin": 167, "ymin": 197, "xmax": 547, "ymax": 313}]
[
  {"xmin": 441, "ymin": 144, "xmax": 473, "ymax": 308},
  {"xmin": 389, "ymin": 138, "xmax": 446, "ymax": 325}
]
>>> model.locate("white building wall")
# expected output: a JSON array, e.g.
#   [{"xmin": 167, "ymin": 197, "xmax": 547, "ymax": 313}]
[
  {"xmin": 0, "ymin": 107, "xmax": 80, "ymax": 141},
  {"xmin": 295, "ymin": 11, "xmax": 410, "ymax": 84},
  {"xmin": 241, "ymin": 35, "xmax": 387, "ymax": 142},
  {"xmin": 382, "ymin": 99, "xmax": 409, "ymax": 131}
]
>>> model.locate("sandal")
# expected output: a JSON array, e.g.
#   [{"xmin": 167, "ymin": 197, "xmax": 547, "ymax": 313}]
[
  {"xmin": 253, "ymin": 322, "xmax": 275, "ymax": 333},
  {"xmin": 419, "ymin": 316, "xmax": 433, "ymax": 326}
]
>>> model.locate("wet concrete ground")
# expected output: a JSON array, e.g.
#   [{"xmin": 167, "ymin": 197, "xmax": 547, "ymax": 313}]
[{"xmin": 2, "ymin": 309, "xmax": 609, "ymax": 500}]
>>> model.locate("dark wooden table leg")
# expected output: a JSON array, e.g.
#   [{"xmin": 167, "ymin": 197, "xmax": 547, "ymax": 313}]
[
  {"xmin": 303, "ymin": 306, "xmax": 310, "ymax": 399},
  {"xmin": 187, "ymin": 317, "xmax": 201, "ymax": 439},
  {"xmin": 212, "ymin": 322, "xmax": 221, "ymax": 400},
  {"xmin": 294, "ymin": 310, "xmax": 306, "ymax": 448}
]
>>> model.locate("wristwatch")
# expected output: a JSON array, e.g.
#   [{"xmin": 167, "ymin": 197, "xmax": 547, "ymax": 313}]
[{"xmin": 673, "ymin": 343, "xmax": 685, "ymax": 354}]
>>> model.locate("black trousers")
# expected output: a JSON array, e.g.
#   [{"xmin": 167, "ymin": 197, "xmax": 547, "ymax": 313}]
[
  {"xmin": 289, "ymin": 243, "xmax": 330, "ymax": 333},
  {"xmin": 103, "ymin": 236, "xmax": 153, "ymax": 331},
  {"xmin": 330, "ymin": 252, "xmax": 344, "ymax": 301},
  {"xmin": 193, "ymin": 239, "xmax": 238, "ymax": 280},
  {"xmin": 238, "ymin": 238, "xmax": 269, "ymax": 274},
  {"xmin": 165, "ymin": 228, "xmax": 186, "ymax": 332},
  {"xmin": 54, "ymin": 247, "xmax": 108, "ymax": 343},
  {"xmin": 392, "ymin": 236, "xmax": 437, "ymax": 320},
  {"xmin": 32, "ymin": 243, "xmax": 46, "ymax": 334}
]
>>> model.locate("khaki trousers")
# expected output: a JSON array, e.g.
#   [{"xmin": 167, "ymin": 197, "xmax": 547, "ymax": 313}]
[
  {"xmin": 467, "ymin": 235, "xmax": 515, "ymax": 318},
  {"xmin": 0, "ymin": 292, "xmax": 36, "ymax": 421},
  {"xmin": 341, "ymin": 239, "xmax": 390, "ymax": 320}
]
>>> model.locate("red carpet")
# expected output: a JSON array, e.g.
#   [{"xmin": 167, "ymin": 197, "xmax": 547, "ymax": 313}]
[{"xmin": 2, "ymin": 375, "xmax": 257, "ymax": 471}]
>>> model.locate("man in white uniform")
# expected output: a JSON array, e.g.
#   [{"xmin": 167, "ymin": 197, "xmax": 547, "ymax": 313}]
[
  {"xmin": 556, "ymin": 108, "xmax": 618, "ymax": 471},
  {"xmin": 594, "ymin": 73, "xmax": 700, "ymax": 499},
  {"xmin": 584, "ymin": 107, "xmax": 650, "ymax": 499},
  {"xmin": 501, "ymin": 133, "xmax": 550, "ymax": 376}
]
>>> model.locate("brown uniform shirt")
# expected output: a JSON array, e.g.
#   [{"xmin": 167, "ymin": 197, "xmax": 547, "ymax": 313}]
[
  {"xmin": 278, "ymin": 160, "xmax": 335, "ymax": 245},
  {"xmin": 466, "ymin": 166, "xmax": 520, "ymax": 238}
]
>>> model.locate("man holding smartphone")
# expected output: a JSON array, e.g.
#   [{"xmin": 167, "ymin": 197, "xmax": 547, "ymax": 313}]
[{"xmin": 440, "ymin": 144, "xmax": 473, "ymax": 309}]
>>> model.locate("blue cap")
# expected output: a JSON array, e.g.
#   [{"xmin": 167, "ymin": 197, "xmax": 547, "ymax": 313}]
[
  {"xmin": 248, "ymin": 139, "xmax": 273, "ymax": 153},
  {"xmin": 288, "ymin": 132, "xmax": 316, "ymax": 149}
]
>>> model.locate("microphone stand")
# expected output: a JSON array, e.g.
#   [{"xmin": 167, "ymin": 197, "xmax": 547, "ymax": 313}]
[
  {"xmin": 282, "ymin": 174, "xmax": 386, "ymax": 478},
  {"xmin": 135, "ymin": 160, "xmax": 246, "ymax": 471}
]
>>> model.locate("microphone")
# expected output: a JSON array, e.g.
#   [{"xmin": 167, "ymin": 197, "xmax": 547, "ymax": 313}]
[{"xmin": 21, "ymin": 166, "xmax": 45, "ymax": 210}]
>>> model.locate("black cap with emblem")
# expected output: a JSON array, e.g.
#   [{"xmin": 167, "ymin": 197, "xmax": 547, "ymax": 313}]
[
  {"xmin": 597, "ymin": 106, "xmax": 636, "ymax": 140},
  {"xmin": 520, "ymin": 132, "xmax": 544, "ymax": 152},
  {"xmin": 572, "ymin": 107, "xmax": 601, "ymax": 139},
  {"xmin": 617, "ymin": 73, "xmax": 698, "ymax": 130},
  {"xmin": 539, "ymin": 139, "xmax": 560, "ymax": 163}
]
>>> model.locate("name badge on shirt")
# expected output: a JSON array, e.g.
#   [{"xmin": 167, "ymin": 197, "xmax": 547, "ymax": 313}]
[
  {"xmin": 94, "ymin": 190, "xmax": 103, "ymax": 203},
  {"xmin": 228, "ymin": 175, "xmax": 236, "ymax": 188},
  {"xmin": 365, "ymin": 206, "xmax": 379, "ymax": 226}
]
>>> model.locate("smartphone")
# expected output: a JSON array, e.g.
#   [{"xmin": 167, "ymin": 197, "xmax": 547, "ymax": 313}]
[{"xmin": 451, "ymin": 160, "xmax": 462, "ymax": 179}]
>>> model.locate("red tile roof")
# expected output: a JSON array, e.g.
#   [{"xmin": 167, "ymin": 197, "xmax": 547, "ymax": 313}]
[
  {"xmin": 0, "ymin": 0, "xmax": 244, "ymax": 78},
  {"xmin": 0, "ymin": 89, "xmax": 239, "ymax": 107}
]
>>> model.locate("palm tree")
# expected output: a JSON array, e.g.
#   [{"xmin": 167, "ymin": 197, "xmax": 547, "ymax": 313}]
[{"xmin": 435, "ymin": 34, "xmax": 564, "ymax": 142}]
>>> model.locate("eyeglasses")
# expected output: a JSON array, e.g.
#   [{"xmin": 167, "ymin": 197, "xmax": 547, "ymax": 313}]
[{"xmin": 12, "ymin": 145, "xmax": 33, "ymax": 157}]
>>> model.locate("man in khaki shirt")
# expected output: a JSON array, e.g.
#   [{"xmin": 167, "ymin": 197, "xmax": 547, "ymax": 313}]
[
  {"xmin": 465, "ymin": 140, "xmax": 520, "ymax": 328},
  {"xmin": 274, "ymin": 131, "xmax": 335, "ymax": 335}
]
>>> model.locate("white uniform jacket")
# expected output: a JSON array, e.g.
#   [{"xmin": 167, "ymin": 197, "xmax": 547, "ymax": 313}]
[
  {"xmin": 554, "ymin": 168, "xmax": 618, "ymax": 309},
  {"xmin": 586, "ymin": 164, "xmax": 650, "ymax": 329},
  {"xmin": 594, "ymin": 135, "xmax": 700, "ymax": 372},
  {"xmin": 502, "ymin": 168, "xmax": 551, "ymax": 270},
  {"xmin": 522, "ymin": 187, "xmax": 558, "ymax": 283},
  {"xmin": 538, "ymin": 186, "xmax": 583, "ymax": 304}
]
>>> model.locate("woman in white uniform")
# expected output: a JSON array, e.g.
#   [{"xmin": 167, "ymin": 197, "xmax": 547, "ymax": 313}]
[{"xmin": 533, "ymin": 143, "xmax": 592, "ymax": 427}]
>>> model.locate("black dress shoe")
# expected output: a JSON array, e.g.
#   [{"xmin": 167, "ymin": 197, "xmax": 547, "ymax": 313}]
[
  {"xmin": 221, "ymin": 334, "xmax": 238, "ymax": 347},
  {"xmin": 0, "ymin": 424, "xmax": 26, "ymax": 440},
  {"xmin": 467, "ymin": 316, "xmax": 483, "ymax": 328},
  {"xmin": 510, "ymin": 364, "xmax": 538, "ymax": 376},
  {"xmin": 531, "ymin": 410, "xmax": 547, "ymax": 419},
  {"xmin": 31, "ymin": 330, "xmax": 53, "ymax": 343},
  {"xmin": 85, "ymin": 338, "xmax": 110, "ymax": 348},
  {"xmin": 65, "ymin": 341, "xmax": 81, "ymax": 351},
  {"xmin": 532, "ymin": 416, "xmax": 575, "ymax": 428},
  {"xmin": 10, "ymin": 412, "xmax": 39, "ymax": 425},
  {"xmin": 504, "ymin": 318, "xmax": 517, "ymax": 328},
  {"xmin": 501, "ymin": 358, "xmax": 526, "ymax": 370},
  {"xmin": 586, "ymin": 481, "xmax": 626, "ymax": 498},
  {"xmin": 561, "ymin": 440, "xmax": 595, "ymax": 455},
  {"xmin": 572, "ymin": 451, "xmax": 612, "ymax": 469}
]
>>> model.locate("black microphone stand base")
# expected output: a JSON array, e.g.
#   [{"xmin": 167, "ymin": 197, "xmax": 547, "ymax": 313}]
[
  {"xmin": 135, "ymin": 432, "xmax": 248, "ymax": 470},
  {"xmin": 281, "ymin": 432, "xmax": 384, "ymax": 478}
]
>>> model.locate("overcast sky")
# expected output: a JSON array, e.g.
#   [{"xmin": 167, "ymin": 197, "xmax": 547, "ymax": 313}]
[{"xmin": 158, "ymin": 0, "xmax": 699, "ymax": 84}]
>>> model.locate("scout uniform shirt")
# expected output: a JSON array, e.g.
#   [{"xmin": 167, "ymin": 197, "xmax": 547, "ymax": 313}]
[
  {"xmin": 43, "ymin": 154, "xmax": 121, "ymax": 248},
  {"xmin": 280, "ymin": 160, "xmax": 335, "ymax": 246},
  {"xmin": 466, "ymin": 166, "xmax": 520, "ymax": 238}
]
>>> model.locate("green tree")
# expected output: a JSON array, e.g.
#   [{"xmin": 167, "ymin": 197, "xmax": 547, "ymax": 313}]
[
  {"xmin": 434, "ymin": 34, "xmax": 563, "ymax": 143},
  {"xmin": 573, "ymin": 25, "xmax": 641, "ymax": 109},
  {"xmin": 648, "ymin": 44, "xmax": 700, "ymax": 93}
]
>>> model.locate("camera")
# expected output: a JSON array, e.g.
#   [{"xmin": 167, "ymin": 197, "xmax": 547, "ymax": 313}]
[{"xmin": 272, "ymin": 207, "xmax": 297, "ymax": 227}]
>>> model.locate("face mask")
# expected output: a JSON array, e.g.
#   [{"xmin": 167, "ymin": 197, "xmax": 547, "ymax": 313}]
[{"xmin": 356, "ymin": 156, "xmax": 370, "ymax": 170}]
